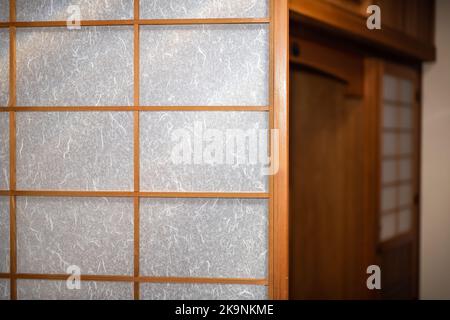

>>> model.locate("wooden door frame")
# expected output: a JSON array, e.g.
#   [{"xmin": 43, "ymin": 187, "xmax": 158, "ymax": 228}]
[{"xmin": 364, "ymin": 58, "xmax": 421, "ymax": 299}]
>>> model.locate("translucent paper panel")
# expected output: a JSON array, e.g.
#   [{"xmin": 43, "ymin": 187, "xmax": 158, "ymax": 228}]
[
  {"xmin": 0, "ymin": 196, "xmax": 9, "ymax": 273},
  {"xmin": 381, "ymin": 187, "xmax": 396, "ymax": 212},
  {"xmin": 16, "ymin": 197, "xmax": 134, "ymax": 275},
  {"xmin": 140, "ymin": 0, "xmax": 268, "ymax": 19},
  {"xmin": 400, "ymin": 79, "xmax": 414, "ymax": 104},
  {"xmin": 398, "ymin": 209, "xmax": 412, "ymax": 233},
  {"xmin": 382, "ymin": 160, "xmax": 397, "ymax": 184},
  {"xmin": 16, "ymin": 0, "xmax": 134, "ymax": 21},
  {"xmin": 0, "ymin": 0, "xmax": 8, "ymax": 22},
  {"xmin": 399, "ymin": 133, "xmax": 413, "ymax": 155},
  {"xmin": 383, "ymin": 75, "xmax": 398, "ymax": 101},
  {"xmin": 382, "ymin": 132, "xmax": 397, "ymax": 156},
  {"xmin": 140, "ymin": 283, "xmax": 267, "ymax": 300},
  {"xmin": 140, "ymin": 112, "xmax": 269, "ymax": 192},
  {"xmin": 17, "ymin": 280, "xmax": 133, "ymax": 300},
  {"xmin": 399, "ymin": 159, "xmax": 412, "ymax": 181},
  {"xmin": 140, "ymin": 198, "xmax": 268, "ymax": 278},
  {"xmin": 399, "ymin": 107, "xmax": 414, "ymax": 129},
  {"xmin": 16, "ymin": 112, "xmax": 133, "ymax": 191},
  {"xmin": 140, "ymin": 25, "xmax": 269, "ymax": 106},
  {"xmin": 383, "ymin": 105, "xmax": 398, "ymax": 128},
  {"xmin": 399, "ymin": 184, "xmax": 412, "ymax": 207},
  {"xmin": 0, "ymin": 113, "xmax": 9, "ymax": 189},
  {"xmin": 380, "ymin": 214, "xmax": 396, "ymax": 241},
  {"xmin": 0, "ymin": 29, "xmax": 9, "ymax": 106},
  {"xmin": 16, "ymin": 27, "xmax": 133, "ymax": 106},
  {"xmin": 0, "ymin": 279, "xmax": 9, "ymax": 300}
]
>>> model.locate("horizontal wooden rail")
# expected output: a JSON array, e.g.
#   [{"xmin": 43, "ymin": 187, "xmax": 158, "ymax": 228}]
[
  {"xmin": 0, "ymin": 18, "xmax": 269, "ymax": 28},
  {"xmin": 9, "ymin": 273, "xmax": 268, "ymax": 286},
  {"xmin": 0, "ymin": 106, "xmax": 270, "ymax": 112},
  {"xmin": 381, "ymin": 204, "xmax": 414, "ymax": 216},
  {"xmin": 381, "ymin": 180, "xmax": 413, "ymax": 188},
  {"xmin": 3, "ymin": 190, "xmax": 270, "ymax": 199},
  {"xmin": 383, "ymin": 128, "xmax": 415, "ymax": 134},
  {"xmin": 383, "ymin": 100, "xmax": 416, "ymax": 108}
]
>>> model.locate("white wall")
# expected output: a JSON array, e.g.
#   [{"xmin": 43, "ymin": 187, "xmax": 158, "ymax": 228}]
[{"xmin": 421, "ymin": 0, "xmax": 450, "ymax": 300}]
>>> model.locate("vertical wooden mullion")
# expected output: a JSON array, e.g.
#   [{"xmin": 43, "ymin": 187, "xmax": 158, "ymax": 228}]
[
  {"xmin": 272, "ymin": 0, "xmax": 289, "ymax": 300},
  {"xmin": 267, "ymin": 0, "xmax": 274, "ymax": 300},
  {"xmin": 394, "ymin": 77, "xmax": 402, "ymax": 236},
  {"xmin": 133, "ymin": 0, "xmax": 140, "ymax": 300},
  {"xmin": 9, "ymin": 0, "xmax": 17, "ymax": 301}
]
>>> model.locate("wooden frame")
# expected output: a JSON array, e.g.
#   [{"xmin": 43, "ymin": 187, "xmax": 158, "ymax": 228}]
[
  {"xmin": 365, "ymin": 59, "xmax": 420, "ymax": 299},
  {"xmin": 1, "ymin": 0, "xmax": 289, "ymax": 300}
]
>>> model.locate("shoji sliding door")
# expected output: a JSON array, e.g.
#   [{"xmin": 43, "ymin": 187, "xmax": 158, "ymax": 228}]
[
  {"xmin": 0, "ymin": 0, "xmax": 288, "ymax": 300},
  {"xmin": 377, "ymin": 62, "xmax": 420, "ymax": 299}
]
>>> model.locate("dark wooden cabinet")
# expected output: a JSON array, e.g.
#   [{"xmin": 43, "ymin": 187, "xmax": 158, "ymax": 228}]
[{"xmin": 289, "ymin": 0, "xmax": 436, "ymax": 61}]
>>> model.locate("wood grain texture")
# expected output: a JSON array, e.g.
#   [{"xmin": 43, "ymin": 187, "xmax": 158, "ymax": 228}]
[
  {"xmin": 289, "ymin": 0, "xmax": 436, "ymax": 61},
  {"xmin": 273, "ymin": 0, "xmax": 289, "ymax": 300},
  {"xmin": 290, "ymin": 36, "xmax": 364, "ymax": 96},
  {"xmin": 289, "ymin": 66, "xmax": 367, "ymax": 299}
]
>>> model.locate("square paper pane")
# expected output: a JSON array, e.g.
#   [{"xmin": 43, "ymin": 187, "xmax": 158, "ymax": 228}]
[
  {"xmin": 140, "ymin": 25, "xmax": 269, "ymax": 106},
  {"xmin": 16, "ymin": 112, "xmax": 133, "ymax": 191},
  {"xmin": 0, "ymin": 29, "xmax": 9, "ymax": 106},
  {"xmin": 399, "ymin": 159, "xmax": 412, "ymax": 181},
  {"xmin": 140, "ymin": 198, "xmax": 268, "ymax": 278},
  {"xmin": 381, "ymin": 187, "xmax": 396, "ymax": 212},
  {"xmin": 382, "ymin": 132, "xmax": 397, "ymax": 156},
  {"xmin": 0, "ymin": 0, "xmax": 8, "ymax": 22},
  {"xmin": 0, "ymin": 113, "xmax": 9, "ymax": 189},
  {"xmin": 382, "ymin": 160, "xmax": 397, "ymax": 184},
  {"xmin": 380, "ymin": 214, "xmax": 396, "ymax": 241},
  {"xmin": 383, "ymin": 75, "xmax": 398, "ymax": 101},
  {"xmin": 16, "ymin": 0, "xmax": 134, "ymax": 21},
  {"xmin": 0, "ymin": 279, "xmax": 9, "ymax": 300},
  {"xmin": 398, "ymin": 209, "xmax": 412, "ymax": 233},
  {"xmin": 140, "ymin": 283, "xmax": 267, "ymax": 300},
  {"xmin": 399, "ymin": 107, "xmax": 414, "ymax": 129},
  {"xmin": 0, "ymin": 196, "xmax": 9, "ymax": 273},
  {"xmin": 399, "ymin": 79, "xmax": 414, "ymax": 104},
  {"xmin": 17, "ymin": 197, "xmax": 134, "ymax": 275},
  {"xmin": 140, "ymin": 0, "xmax": 268, "ymax": 19},
  {"xmin": 399, "ymin": 133, "xmax": 413, "ymax": 155},
  {"xmin": 17, "ymin": 280, "xmax": 133, "ymax": 300},
  {"xmin": 383, "ymin": 105, "xmax": 398, "ymax": 128},
  {"xmin": 140, "ymin": 111, "xmax": 269, "ymax": 192},
  {"xmin": 399, "ymin": 184, "xmax": 412, "ymax": 207},
  {"xmin": 16, "ymin": 27, "xmax": 133, "ymax": 106}
]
